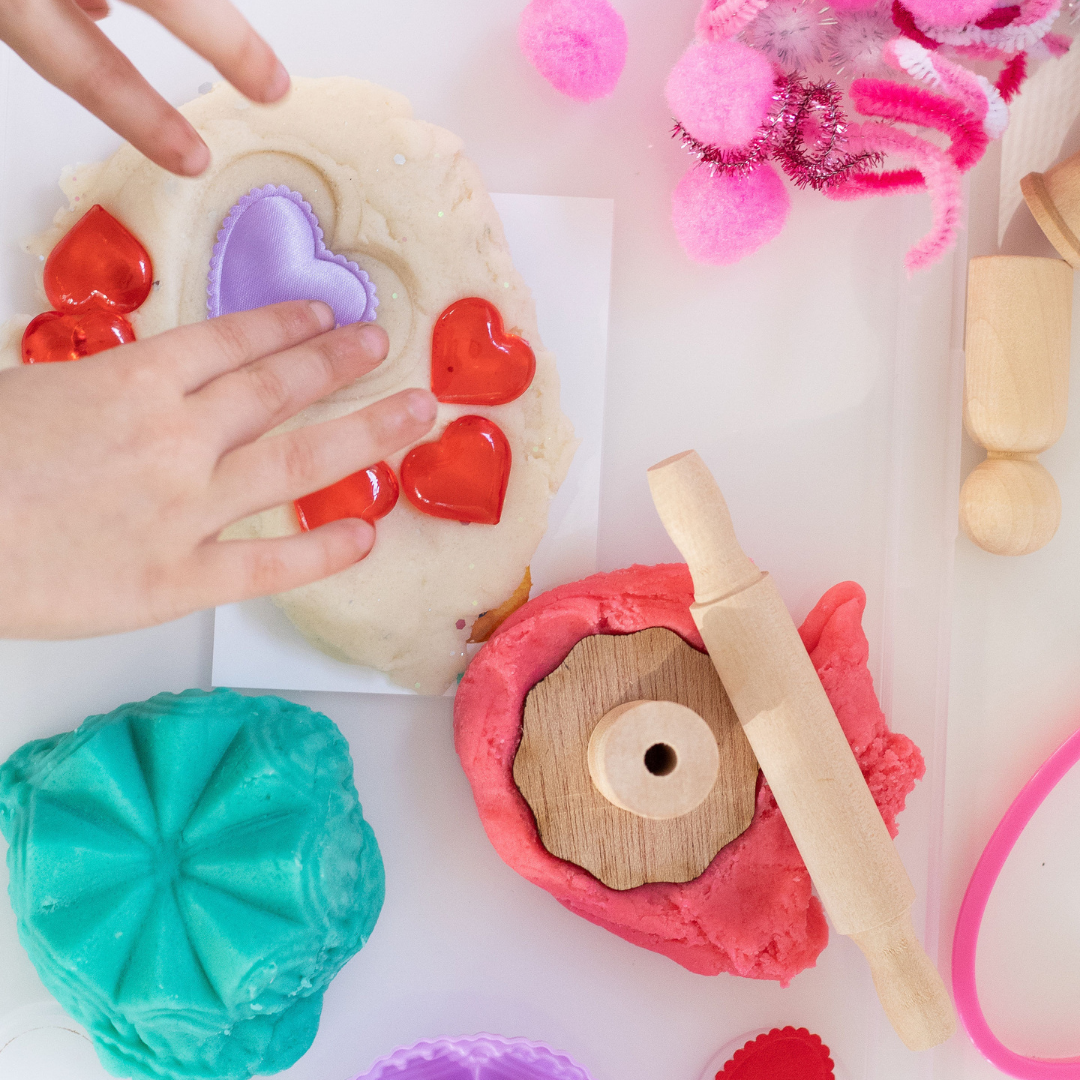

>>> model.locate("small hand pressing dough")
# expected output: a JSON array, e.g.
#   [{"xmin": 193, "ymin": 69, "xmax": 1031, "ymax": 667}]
[{"xmin": 5, "ymin": 78, "xmax": 576, "ymax": 692}]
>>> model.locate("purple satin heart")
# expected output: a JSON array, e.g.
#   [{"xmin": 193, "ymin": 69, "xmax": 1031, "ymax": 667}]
[{"xmin": 207, "ymin": 185, "xmax": 378, "ymax": 326}]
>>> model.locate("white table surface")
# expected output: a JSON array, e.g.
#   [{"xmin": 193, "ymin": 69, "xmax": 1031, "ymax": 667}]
[
  {"xmin": 937, "ymin": 136, "xmax": 1080, "ymax": 1079},
  {"xmin": 1, "ymin": 2, "xmax": 1076, "ymax": 1079}
]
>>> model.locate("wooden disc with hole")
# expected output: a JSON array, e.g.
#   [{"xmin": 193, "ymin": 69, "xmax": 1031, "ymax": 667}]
[{"xmin": 513, "ymin": 627, "xmax": 759, "ymax": 891}]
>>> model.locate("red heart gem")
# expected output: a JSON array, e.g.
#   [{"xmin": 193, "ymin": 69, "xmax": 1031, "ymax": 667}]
[
  {"xmin": 431, "ymin": 297, "xmax": 536, "ymax": 405},
  {"xmin": 294, "ymin": 461, "xmax": 399, "ymax": 530},
  {"xmin": 400, "ymin": 415, "xmax": 511, "ymax": 525},
  {"xmin": 21, "ymin": 308, "xmax": 136, "ymax": 364},
  {"xmin": 44, "ymin": 204, "xmax": 153, "ymax": 314},
  {"xmin": 718, "ymin": 1028, "xmax": 834, "ymax": 1080}
]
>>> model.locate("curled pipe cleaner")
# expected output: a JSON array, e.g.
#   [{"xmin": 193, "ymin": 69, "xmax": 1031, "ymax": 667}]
[
  {"xmin": 827, "ymin": 122, "xmax": 962, "ymax": 273},
  {"xmin": 773, "ymin": 79, "xmax": 883, "ymax": 189},
  {"xmin": 672, "ymin": 74, "xmax": 882, "ymax": 190},
  {"xmin": 696, "ymin": 0, "xmax": 770, "ymax": 40},
  {"xmin": 848, "ymin": 78, "xmax": 989, "ymax": 170},
  {"xmin": 886, "ymin": 38, "xmax": 1008, "ymax": 137},
  {"xmin": 907, "ymin": 0, "xmax": 1061, "ymax": 53}
]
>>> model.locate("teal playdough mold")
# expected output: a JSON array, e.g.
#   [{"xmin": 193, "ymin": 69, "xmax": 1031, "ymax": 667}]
[{"xmin": 0, "ymin": 689, "xmax": 384, "ymax": 1080}]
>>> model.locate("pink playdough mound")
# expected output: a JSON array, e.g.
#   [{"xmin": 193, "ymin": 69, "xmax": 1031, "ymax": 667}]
[{"xmin": 453, "ymin": 565, "xmax": 925, "ymax": 985}]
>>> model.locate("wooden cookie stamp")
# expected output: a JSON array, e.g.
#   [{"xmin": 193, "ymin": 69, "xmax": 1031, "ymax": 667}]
[{"xmin": 513, "ymin": 627, "xmax": 759, "ymax": 891}]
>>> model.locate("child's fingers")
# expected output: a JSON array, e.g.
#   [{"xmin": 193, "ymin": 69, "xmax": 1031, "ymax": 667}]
[
  {"xmin": 208, "ymin": 389, "xmax": 437, "ymax": 529},
  {"xmin": 191, "ymin": 322, "xmax": 390, "ymax": 452},
  {"xmin": 127, "ymin": 0, "xmax": 289, "ymax": 103},
  {"xmin": 0, "ymin": 0, "xmax": 209, "ymax": 175},
  {"xmin": 192, "ymin": 521, "xmax": 375, "ymax": 608},
  {"xmin": 142, "ymin": 301, "xmax": 335, "ymax": 392}
]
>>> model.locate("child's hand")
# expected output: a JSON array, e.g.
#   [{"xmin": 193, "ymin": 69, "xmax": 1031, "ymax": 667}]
[
  {"xmin": 0, "ymin": 0, "xmax": 289, "ymax": 175},
  {"xmin": 0, "ymin": 301, "xmax": 437, "ymax": 639}
]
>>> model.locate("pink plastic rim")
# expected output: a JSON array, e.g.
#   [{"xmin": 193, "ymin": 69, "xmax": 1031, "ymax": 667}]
[{"xmin": 952, "ymin": 726, "xmax": 1080, "ymax": 1078}]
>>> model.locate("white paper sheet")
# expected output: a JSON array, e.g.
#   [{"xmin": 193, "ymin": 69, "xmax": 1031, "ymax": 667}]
[{"xmin": 211, "ymin": 193, "xmax": 612, "ymax": 695}]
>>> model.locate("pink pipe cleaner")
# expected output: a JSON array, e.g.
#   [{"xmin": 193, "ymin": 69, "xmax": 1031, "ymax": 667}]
[
  {"xmin": 995, "ymin": 52, "xmax": 1028, "ymax": 101},
  {"xmin": 906, "ymin": 0, "xmax": 1061, "ymax": 53},
  {"xmin": 827, "ymin": 122, "xmax": 962, "ymax": 274},
  {"xmin": 696, "ymin": 0, "xmax": 770, "ymax": 40},
  {"xmin": 848, "ymin": 79, "xmax": 989, "ymax": 170},
  {"xmin": 885, "ymin": 39, "xmax": 989, "ymax": 121}
]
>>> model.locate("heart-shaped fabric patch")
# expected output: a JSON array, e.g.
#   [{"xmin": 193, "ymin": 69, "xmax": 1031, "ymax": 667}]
[
  {"xmin": 400, "ymin": 415, "xmax": 511, "ymax": 525},
  {"xmin": 21, "ymin": 308, "xmax": 136, "ymax": 364},
  {"xmin": 431, "ymin": 296, "xmax": 536, "ymax": 405},
  {"xmin": 294, "ymin": 462, "xmax": 399, "ymax": 531},
  {"xmin": 717, "ymin": 1028, "xmax": 834, "ymax": 1080},
  {"xmin": 44, "ymin": 204, "xmax": 153, "ymax": 314},
  {"xmin": 207, "ymin": 186, "xmax": 378, "ymax": 326}
]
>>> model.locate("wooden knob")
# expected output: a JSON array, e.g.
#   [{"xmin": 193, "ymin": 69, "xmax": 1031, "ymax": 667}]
[
  {"xmin": 587, "ymin": 699, "xmax": 720, "ymax": 820},
  {"xmin": 959, "ymin": 455, "xmax": 1061, "ymax": 556},
  {"xmin": 1022, "ymin": 152, "xmax": 1080, "ymax": 268}
]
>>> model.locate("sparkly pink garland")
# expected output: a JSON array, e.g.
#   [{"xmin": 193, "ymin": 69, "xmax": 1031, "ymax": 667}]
[{"xmin": 672, "ymin": 75, "xmax": 883, "ymax": 191}]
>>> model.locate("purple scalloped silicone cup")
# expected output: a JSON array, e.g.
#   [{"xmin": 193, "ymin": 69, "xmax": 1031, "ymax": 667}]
[
  {"xmin": 353, "ymin": 1035, "xmax": 595, "ymax": 1079},
  {"xmin": 207, "ymin": 184, "xmax": 378, "ymax": 326}
]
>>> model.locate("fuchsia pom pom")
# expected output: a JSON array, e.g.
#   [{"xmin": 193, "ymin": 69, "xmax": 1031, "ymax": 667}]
[
  {"xmin": 672, "ymin": 164, "xmax": 790, "ymax": 264},
  {"xmin": 666, "ymin": 40, "xmax": 777, "ymax": 149},
  {"xmin": 902, "ymin": 0, "xmax": 997, "ymax": 25},
  {"xmin": 519, "ymin": 0, "xmax": 628, "ymax": 102}
]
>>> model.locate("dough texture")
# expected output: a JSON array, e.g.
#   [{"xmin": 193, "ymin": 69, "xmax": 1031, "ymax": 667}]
[
  {"xmin": 0, "ymin": 689, "xmax": 384, "ymax": 1080},
  {"xmin": 454, "ymin": 566, "xmax": 925, "ymax": 984},
  {"xmin": 7, "ymin": 78, "xmax": 575, "ymax": 693}
]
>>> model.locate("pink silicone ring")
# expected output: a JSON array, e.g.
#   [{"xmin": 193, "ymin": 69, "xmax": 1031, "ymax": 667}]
[{"xmin": 952, "ymin": 726, "xmax": 1080, "ymax": 1078}]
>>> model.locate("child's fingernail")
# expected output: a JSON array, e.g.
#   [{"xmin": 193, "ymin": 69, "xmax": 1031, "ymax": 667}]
[
  {"xmin": 182, "ymin": 142, "xmax": 210, "ymax": 176},
  {"xmin": 309, "ymin": 301, "xmax": 335, "ymax": 330},
  {"xmin": 268, "ymin": 62, "xmax": 291, "ymax": 101},
  {"xmin": 356, "ymin": 323, "xmax": 389, "ymax": 356},
  {"xmin": 406, "ymin": 389, "xmax": 438, "ymax": 424}
]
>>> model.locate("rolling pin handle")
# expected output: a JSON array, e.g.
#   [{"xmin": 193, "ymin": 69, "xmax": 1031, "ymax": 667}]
[
  {"xmin": 647, "ymin": 451, "xmax": 759, "ymax": 603},
  {"xmin": 850, "ymin": 911, "xmax": 957, "ymax": 1052}
]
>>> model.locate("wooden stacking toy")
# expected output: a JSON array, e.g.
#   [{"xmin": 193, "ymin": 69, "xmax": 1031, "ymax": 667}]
[
  {"xmin": 961, "ymin": 256, "xmax": 1072, "ymax": 556},
  {"xmin": 1022, "ymin": 151, "xmax": 1080, "ymax": 269},
  {"xmin": 515, "ymin": 627, "xmax": 759, "ymax": 891},
  {"xmin": 646, "ymin": 450, "xmax": 956, "ymax": 1053}
]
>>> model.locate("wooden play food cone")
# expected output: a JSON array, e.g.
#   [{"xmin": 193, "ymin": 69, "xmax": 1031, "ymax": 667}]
[
  {"xmin": 648, "ymin": 451, "xmax": 957, "ymax": 1052},
  {"xmin": 961, "ymin": 256, "xmax": 1072, "ymax": 556}
]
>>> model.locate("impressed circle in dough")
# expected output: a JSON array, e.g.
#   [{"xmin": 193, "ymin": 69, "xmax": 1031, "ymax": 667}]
[{"xmin": 12, "ymin": 78, "xmax": 576, "ymax": 693}]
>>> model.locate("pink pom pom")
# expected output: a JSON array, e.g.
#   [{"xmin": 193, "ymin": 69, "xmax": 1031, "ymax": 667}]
[
  {"xmin": 902, "ymin": 0, "xmax": 996, "ymax": 25},
  {"xmin": 828, "ymin": 0, "xmax": 880, "ymax": 9},
  {"xmin": 519, "ymin": 0, "xmax": 628, "ymax": 102},
  {"xmin": 666, "ymin": 40, "xmax": 777, "ymax": 149},
  {"xmin": 672, "ymin": 164, "xmax": 790, "ymax": 265}
]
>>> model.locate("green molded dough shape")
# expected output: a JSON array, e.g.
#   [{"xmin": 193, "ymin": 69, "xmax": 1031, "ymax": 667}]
[{"xmin": 0, "ymin": 688, "xmax": 385, "ymax": 1080}]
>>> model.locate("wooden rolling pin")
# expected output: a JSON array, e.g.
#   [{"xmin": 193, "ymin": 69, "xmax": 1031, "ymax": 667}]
[
  {"xmin": 961, "ymin": 256, "xmax": 1072, "ymax": 556},
  {"xmin": 648, "ymin": 451, "xmax": 956, "ymax": 1052}
]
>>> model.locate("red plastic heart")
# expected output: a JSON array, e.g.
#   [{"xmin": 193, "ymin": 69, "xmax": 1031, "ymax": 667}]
[
  {"xmin": 431, "ymin": 297, "xmax": 536, "ymax": 405},
  {"xmin": 718, "ymin": 1028, "xmax": 834, "ymax": 1080},
  {"xmin": 400, "ymin": 415, "xmax": 511, "ymax": 525},
  {"xmin": 21, "ymin": 308, "xmax": 136, "ymax": 364},
  {"xmin": 44, "ymin": 204, "xmax": 153, "ymax": 314},
  {"xmin": 294, "ymin": 462, "xmax": 399, "ymax": 530}
]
